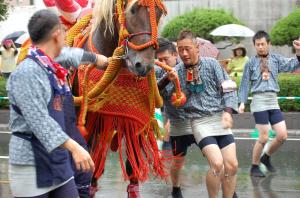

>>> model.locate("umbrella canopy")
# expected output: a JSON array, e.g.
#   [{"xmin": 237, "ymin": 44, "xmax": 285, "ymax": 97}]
[
  {"xmin": 15, "ymin": 33, "xmax": 30, "ymax": 47},
  {"xmin": 210, "ymin": 24, "xmax": 255, "ymax": 37},
  {"xmin": 196, "ymin": 37, "xmax": 219, "ymax": 59},
  {"xmin": 2, "ymin": 31, "xmax": 27, "ymax": 48}
]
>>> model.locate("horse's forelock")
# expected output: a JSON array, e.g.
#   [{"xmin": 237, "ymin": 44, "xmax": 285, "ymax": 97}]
[
  {"xmin": 92, "ymin": 0, "xmax": 140, "ymax": 35},
  {"xmin": 92, "ymin": 0, "xmax": 115, "ymax": 35},
  {"xmin": 125, "ymin": 0, "xmax": 139, "ymax": 13}
]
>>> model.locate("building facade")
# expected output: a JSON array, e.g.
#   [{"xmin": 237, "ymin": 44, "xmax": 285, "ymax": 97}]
[{"xmin": 4, "ymin": 0, "xmax": 34, "ymax": 7}]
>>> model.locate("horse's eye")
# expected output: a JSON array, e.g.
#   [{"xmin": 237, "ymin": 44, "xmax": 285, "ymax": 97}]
[{"xmin": 131, "ymin": 7, "xmax": 136, "ymax": 15}]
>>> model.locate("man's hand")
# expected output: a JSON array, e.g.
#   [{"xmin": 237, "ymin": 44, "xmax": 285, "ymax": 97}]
[
  {"xmin": 63, "ymin": 139, "xmax": 95, "ymax": 172},
  {"xmin": 167, "ymin": 69, "xmax": 178, "ymax": 82},
  {"xmin": 238, "ymin": 103, "xmax": 245, "ymax": 114},
  {"xmin": 293, "ymin": 38, "xmax": 300, "ymax": 56},
  {"xmin": 95, "ymin": 54, "xmax": 109, "ymax": 69},
  {"xmin": 222, "ymin": 111, "xmax": 233, "ymax": 129},
  {"xmin": 164, "ymin": 119, "xmax": 170, "ymax": 134}
]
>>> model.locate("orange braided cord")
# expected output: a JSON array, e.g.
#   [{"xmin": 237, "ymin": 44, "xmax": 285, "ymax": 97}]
[
  {"xmin": 116, "ymin": 0, "xmax": 129, "ymax": 45},
  {"xmin": 147, "ymin": 68, "xmax": 162, "ymax": 140},
  {"xmin": 87, "ymin": 47, "xmax": 124, "ymax": 99},
  {"xmin": 154, "ymin": 60, "xmax": 173, "ymax": 72},
  {"xmin": 73, "ymin": 28, "xmax": 91, "ymax": 48},
  {"xmin": 75, "ymin": 47, "xmax": 124, "ymax": 138},
  {"xmin": 66, "ymin": 13, "xmax": 92, "ymax": 47},
  {"xmin": 150, "ymin": 67, "xmax": 163, "ymax": 108},
  {"xmin": 170, "ymin": 78, "xmax": 187, "ymax": 107},
  {"xmin": 147, "ymin": 68, "xmax": 156, "ymax": 126},
  {"xmin": 139, "ymin": 0, "xmax": 167, "ymax": 14},
  {"xmin": 155, "ymin": 60, "xmax": 186, "ymax": 107},
  {"xmin": 129, "ymin": 0, "xmax": 158, "ymax": 50},
  {"xmin": 73, "ymin": 47, "xmax": 124, "ymax": 105},
  {"xmin": 76, "ymin": 64, "xmax": 96, "ymax": 138},
  {"xmin": 116, "ymin": 0, "xmax": 167, "ymax": 50},
  {"xmin": 116, "ymin": 0, "xmax": 125, "ymax": 26}
]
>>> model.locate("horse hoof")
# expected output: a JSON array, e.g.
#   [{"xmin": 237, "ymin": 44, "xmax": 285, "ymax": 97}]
[
  {"xmin": 89, "ymin": 185, "xmax": 99, "ymax": 198},
  {"xmin": 127, "ymin": 184, "xmax": 140, "ymax": 198}
]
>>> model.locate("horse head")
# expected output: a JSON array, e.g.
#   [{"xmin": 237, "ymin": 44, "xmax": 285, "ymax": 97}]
[{"xmin": 93, "ymin": 0, "xmax": 166, "ymax": 76}]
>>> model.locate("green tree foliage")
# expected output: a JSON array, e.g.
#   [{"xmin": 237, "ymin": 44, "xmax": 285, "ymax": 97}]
[
  {"xmin": 161, "ymin": 9, "xmax": 242, "ymax": 42},
  {"xmin": 270, "ymin": 9, "xmax": 300, "ymax": 46},
  {"xmin": 0, "ymin": 77, "xmax": 8, "ymax": 108},
  {"xmin": 0, "ymin": 0, "xmax": 8, "ymax": 21}
]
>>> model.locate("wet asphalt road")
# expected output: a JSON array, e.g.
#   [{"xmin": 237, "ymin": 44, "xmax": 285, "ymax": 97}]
[{"xmin": 1, "ymin": 138, "xmax": 300, "ymax": 198}]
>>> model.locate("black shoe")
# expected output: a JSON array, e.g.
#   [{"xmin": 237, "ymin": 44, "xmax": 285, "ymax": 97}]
[
  {"xmin": 172, "ymin": 187, "xmax": 183, "ymax": 198},
  {"xmin": 250, "ymin": 165, "xmax": 265, "ymax": 177},
  {"xmin": 233, "ymin": 191, "xmax": 238, "ymax": 198},
  {"xmin": 260, "ymin": 154, "xmax": 276, "ymax": 172}
]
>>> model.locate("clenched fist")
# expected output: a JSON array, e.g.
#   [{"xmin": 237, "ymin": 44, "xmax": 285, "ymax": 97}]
[{"xmin": 222, "ymin": 111, "xmax": 233, "ymax": 129}]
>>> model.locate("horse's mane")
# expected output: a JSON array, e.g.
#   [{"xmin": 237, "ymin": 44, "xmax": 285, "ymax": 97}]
[{"xmin": 92, "ymin": 0, "xmax": 138, "ymax": 35}]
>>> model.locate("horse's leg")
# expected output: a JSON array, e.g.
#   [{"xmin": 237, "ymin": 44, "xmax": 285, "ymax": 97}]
[
  {"xmin": 89, "ymin": 177, "xmax": 99, "ymax": 198},
  {"xmin": 125, "ymin": 158, "xmax": 139, "ymax": 183},
  {"xmin": 126, "ymin": 138, "xmax": 141, "ymax": 198}
]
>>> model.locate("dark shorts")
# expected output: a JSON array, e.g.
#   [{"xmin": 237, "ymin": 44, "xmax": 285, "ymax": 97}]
[
  {"xmin": 253, "ymin": 109, "xmax": 284, "ymax": 125},
  {"xmin": 170, "ymin": 135, "xmax": 198, "ymax": 156},
  {"xmin": 15, "ymin": 178, "xmax": 78, "ymax": 198},
  {"xmin": 198, "ymin": 134, "xmax": 235, "ymax": 150}
]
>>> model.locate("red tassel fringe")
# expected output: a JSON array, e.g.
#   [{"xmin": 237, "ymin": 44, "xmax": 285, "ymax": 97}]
[{"xmin": 85, "ymin": 112, "xmax": 169, "ymax": 182}]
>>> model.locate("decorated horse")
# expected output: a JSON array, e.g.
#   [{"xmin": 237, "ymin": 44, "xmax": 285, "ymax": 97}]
[{"xmin": 41, "ymin": 0, "xmax": 186, "ymax": 197}]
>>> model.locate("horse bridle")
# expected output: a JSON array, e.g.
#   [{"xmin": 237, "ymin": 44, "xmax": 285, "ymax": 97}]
[
  {"xmin": 115, "ymin": 32, "xmax": 152, "ymax": 60},
  {"xmin": 114, "ymin": 0, "xmax": 167, "ymax": 59}
]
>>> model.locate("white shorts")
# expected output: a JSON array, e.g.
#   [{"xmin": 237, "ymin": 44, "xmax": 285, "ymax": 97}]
[{"xmin": 191, "ymin": 113, "xmax": 232, "ymax": 144}]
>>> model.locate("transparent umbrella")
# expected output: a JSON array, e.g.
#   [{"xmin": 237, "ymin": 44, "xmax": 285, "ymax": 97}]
[
  {"xmin": 2, "ymin": 31, "xmax": 27, "ymax": 48},
  {"xmin": 15, "ymin": 33, "xmax": 30, "ymax": 47},
  {"xmin": 210, "ymin": 24, "xmax": 255, "ymax": 37}
]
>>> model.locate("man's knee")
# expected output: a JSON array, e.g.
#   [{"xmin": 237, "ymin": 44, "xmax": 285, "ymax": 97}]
[
  {"xmin": 259, "ymin": 128, "xmax": 269, "ymax": 138},
  {"xmin": 224, "ymin": 160, "xmax": 238, "ymax": 176},
  {"xmin": 171, "ymin": 157, "xmax": 185, "ymax": 171},
  {"xmin": 210, "ymin": 159, "xmax": 224, "ymax": 175},
  {"xmin": 276, "ymin": 133, "xmax": 287, "ymax": 144},
  {"xmin": 258, "ymin": 133, "xmax": 269, "ymax": 146}
]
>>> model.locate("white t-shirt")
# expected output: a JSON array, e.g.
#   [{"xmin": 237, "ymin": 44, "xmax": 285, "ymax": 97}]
[{"xmin": 0, "ymin": 47, "xmax": 18, "ymax": 73}]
